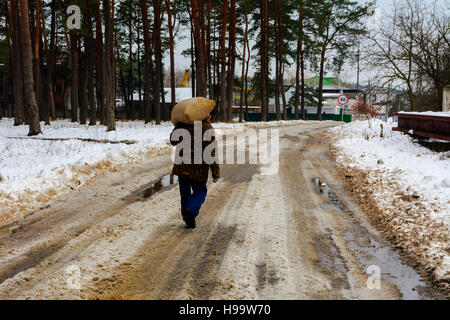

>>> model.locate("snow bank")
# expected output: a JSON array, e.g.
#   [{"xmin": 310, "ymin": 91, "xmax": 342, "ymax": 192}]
[
  {"xmin": 330, "ymin": 118, "xmax": 450, "ymax": 222},
  {"xmin": 330, "ymin": 118, "xmax": 450, "ymax": 290},
  {"xmin": 0, "ymin": 119, "xmax": 175, "ymax": 143},
  {"xmin": 0, "ymin": 121, "xmax": 176, "ymax": 226}
]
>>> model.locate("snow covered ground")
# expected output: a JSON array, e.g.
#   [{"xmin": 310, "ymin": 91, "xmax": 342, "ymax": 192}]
[
  {"xmin": 329, "ymin": 118, "xmax": 450, "ymax": 289},
  {"xmin": 0, "ymin": 118, "xmax": 313, "ymax": 227},
  {"xmin": 0, "ymin": 120, "xmax": 177, "ymax": 226}
]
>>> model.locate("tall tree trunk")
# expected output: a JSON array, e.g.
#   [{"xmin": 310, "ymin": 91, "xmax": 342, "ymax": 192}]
[
  {"xmin": 300, "ymin": 10, "xmax": 305, "ymax": 121},
  {"xmin": 191, "ymin": 0, "xmax": 207, "ymax": 97},
  {"xmin": 206, "ymin": 0, "xmax": 212, "ymax": 99},
  {"xmin": 80, "ymin": 54, "xmax": 88, "ymax": 125},
  {"xmin": 80, "ymin": 13, "xmax": 90, "ymax": 126},
  {"xmin": 4, "ymin": 0, "xmax": 12, "ymax": 120},
  {"xmin": 70, "ymin": 33, "xmax": 79, "ymax": 122},
  {"xmin": 199, "ymin": 0, "xmax": 208, "ymax": 93},
  {"xmin": 140, "ymin": 0, "xmax": 153, "ymax": 123},
  {"xmin": 115, "ymin": 33, "xmax": 128, "ymax": 120},
  {"xmin": 294, "ymin": 48, "xmax": 300, "ymax": 120},
  {"xmin": 39, "ymin": 0, "xmax": 51, "ymax": 124},
  {"xmin": 244, "ymin": 32, "xmax": 250, "ymax": 122},
  {"xmin": 9, "ymin": 0, "xmax": 25, "ymax": 125},
  {"xmin": 84, "ymin": 0, "xmax": 96, "ymax": 125},
  {"xmin": 281, "ymin": 64, "xmax": 287, "ymax": 120},
  {"xmin": 153, "ymin": 0, "xmax": 162, "ymax": 124},
  {"xmin": 239, "ymin": 3, "xmax": 248, "ymax": 123},
  {"xmin": 212, "ymin": 7, "xmax": 218, "ymax": 102},
  {"xmin": 95, "ymin": 1, "xmax": 105, "ymax": 124},
  {"xmin": 19, "ymin": 0, "xmax": 41, "ymax": 135},
  {"xmin": 34, "ymin": 0, "xmax": 41, "ymax": 121},
  {"xmin": 49, "ymin": 0, "xmax": 56, "ymax": 120},
  {"xmin": 300, "ymin": 62, "xmax": 305, "ymax": 119},
  {"xmin": 317, "ymin": 47, "xmax": 326, "ymax": 120},
  {"xmin": 165, "ymin": 0, "xmax": 176, "ymax": 112},
  {"xmin": 274, "ymin": 0, "xmax": 281, "ymax": 121},
  {"xmin": 226, "ymin": 0, "xmax": 236, "ymax": 121},
  {"xmin": 260, "ymin": 0, "xmax": 268, "ymax": 122},
  {"xmin": 128, "ymin": 0, "xmax": 133, "ymax": 119},
  {"xmin": 137, "ymin": 25, "xmax": 142, "ymax": 119},
  {"xmin": 294, "ymin": 1, "xmax": 305, "ymax": 120},
  {"xmin": 188, "ymin": 9, "xmax": 195, "ymax": 98},
  {"xmin": 103, "ymin": 0, "xmax": 116, "ymax": 131},
  {"xmin": 218, "ymin": 0, "xmax": 228, "ymax": 121},
  {"xmin": 278, "ymin": 4, "xmax": 287, "ymax": 121}
]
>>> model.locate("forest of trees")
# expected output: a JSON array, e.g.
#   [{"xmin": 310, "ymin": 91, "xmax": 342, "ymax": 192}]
[{"xmin": 6, "ymin": 0, "xmax": 445, "ymax": 136}]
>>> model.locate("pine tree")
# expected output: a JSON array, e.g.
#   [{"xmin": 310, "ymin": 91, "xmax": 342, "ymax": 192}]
[
  {"xmin": 139, "ymin": 0, "xmax": 153, "ymax": 123},
  {"xmin": 9, "ymin": 0, "xmax": 25, "ymax": 125},
  {"xmin": 309, "ymin": 0, "xmax": 372, "ymax": 120},
  {"xmin": 103, "ymin": 0, "xmax": 116, "ymax": 131},
  {"xmin": 19, "ymin": 0, "xmax": 41, "ymax": 135}
]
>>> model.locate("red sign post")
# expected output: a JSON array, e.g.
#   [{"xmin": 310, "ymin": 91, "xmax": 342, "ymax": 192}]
[{"xmin": 338, "ymin": 94, "xmax": 348, "ymax": 106}]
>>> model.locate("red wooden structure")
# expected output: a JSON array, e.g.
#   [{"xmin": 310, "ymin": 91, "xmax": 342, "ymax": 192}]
[{"xmin": 393, "ymin": 112, "xmax": 450, "ymax": 142}]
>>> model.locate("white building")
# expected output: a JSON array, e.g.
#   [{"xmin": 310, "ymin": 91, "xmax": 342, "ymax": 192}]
[{"xmin": 444, "ymin": 85, "xmax": 450, "ymax": 112}]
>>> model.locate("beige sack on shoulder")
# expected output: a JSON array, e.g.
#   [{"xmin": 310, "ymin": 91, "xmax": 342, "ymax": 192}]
[{"xmin": 171, "ymin": 97, "xmax": 216, "ymax": 126}]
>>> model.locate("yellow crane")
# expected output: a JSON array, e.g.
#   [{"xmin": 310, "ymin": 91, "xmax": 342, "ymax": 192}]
[{"xmin": 179, "ymin": 69, "xmax": 190, "ymax": 88}]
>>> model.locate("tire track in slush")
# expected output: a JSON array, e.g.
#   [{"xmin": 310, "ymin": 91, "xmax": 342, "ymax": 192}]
[
  {"xmin": 0, "ymin": 158, "xmax": 172, "ymax": 289},
  {"xmin": 86, "ymin": 164, "xmax": 256, "ymax": 299}
]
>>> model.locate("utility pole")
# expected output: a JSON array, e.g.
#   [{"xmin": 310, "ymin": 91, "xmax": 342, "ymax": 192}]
[
  {"xmin": 386, "ymin": 82, "xmax": 391, "ymax": 122},
  {"xmin": 357, "ymin": 42, "xmax": 360, "ymax": 92}
]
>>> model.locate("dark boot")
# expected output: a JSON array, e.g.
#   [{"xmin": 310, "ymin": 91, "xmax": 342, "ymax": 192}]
[{"xmin": 182, "ymin": 208, "xmax": 196, "ymax": 229}]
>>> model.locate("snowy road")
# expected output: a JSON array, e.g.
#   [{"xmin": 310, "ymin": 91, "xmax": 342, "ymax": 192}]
[{"xmin": 0, "ymin": 123, "xmax": 444, "ymax": 299}]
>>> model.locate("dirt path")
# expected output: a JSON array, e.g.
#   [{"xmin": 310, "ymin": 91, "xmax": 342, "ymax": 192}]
[{"xmin": 0, "ymin": 123, "xmax": 443, "ymax": 299}]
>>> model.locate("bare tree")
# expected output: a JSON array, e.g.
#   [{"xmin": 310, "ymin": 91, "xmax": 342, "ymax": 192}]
[
  {"xmin": 366, "ymin": 2, "xmax": 417, "ymax": 111},
  {"xmin": 365, "ymin": 0, "xmax": 449, "ymax": 111}
]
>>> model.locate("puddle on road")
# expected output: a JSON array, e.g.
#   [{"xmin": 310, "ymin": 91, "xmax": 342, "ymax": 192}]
[
  {"xmin": 313, "ymin": 236, "xmax": 351, "ymax": 292},
  {"xmin": 281, "ymin": 134, "xmax": 302, "ymax": 142},
  {"xmin": 343, "ymin": 230, "xmax": 440, "ymax": 300},
  {"xmin": 311, "ymin": 177, "xmax": 347, "ymax": 212},
  {"xmin": 311, "ymin": 177, "xmax": 442, "ymax": 299},
  {"xmin": 142, "ymin": 175, "xmax": 179, "ymax": 199}
]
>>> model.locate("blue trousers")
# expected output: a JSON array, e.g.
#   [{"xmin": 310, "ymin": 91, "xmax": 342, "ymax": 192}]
[{"xmin": 178, "ymin": 176, "xmax": 208, "ymax": 217}]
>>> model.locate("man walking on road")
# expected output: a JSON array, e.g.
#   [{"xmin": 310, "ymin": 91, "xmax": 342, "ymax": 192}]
[{"xmin": 170, "ymin": 113, "xmax": 220, "ymax": 229}]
